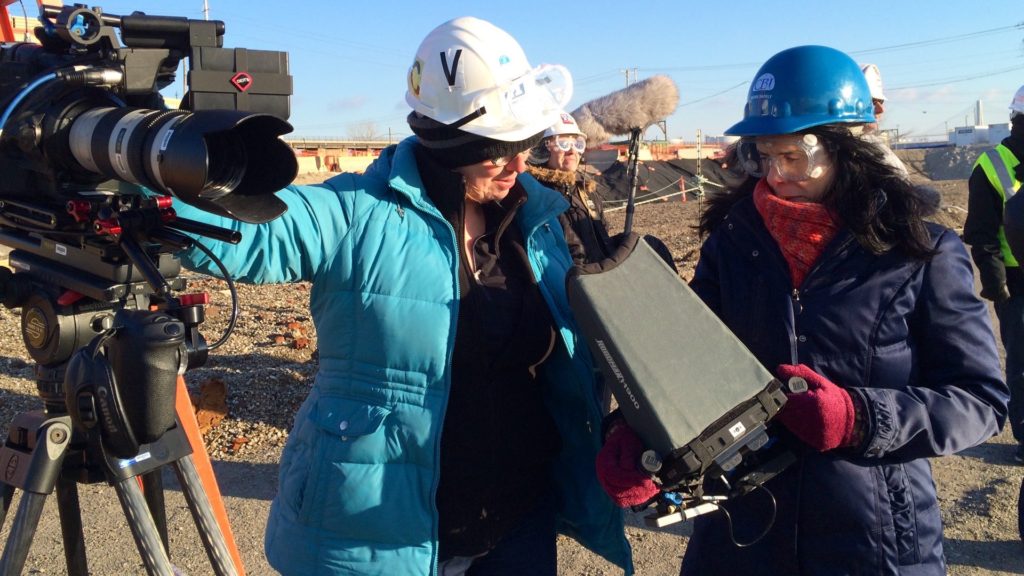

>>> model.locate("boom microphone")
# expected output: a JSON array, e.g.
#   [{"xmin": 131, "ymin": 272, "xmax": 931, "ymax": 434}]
[{"xmin": 571, "ymin": 75, "xmax": 680, "ymax": 145}]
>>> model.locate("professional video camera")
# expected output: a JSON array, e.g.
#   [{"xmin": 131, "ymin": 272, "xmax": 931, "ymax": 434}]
[
  {"xmin": 0, "ymin": 4, "xmax": 298, "ymax": 574},
  {"xmin": 0, "ymin": 0, "xmax": 299, "ymax": 367}
]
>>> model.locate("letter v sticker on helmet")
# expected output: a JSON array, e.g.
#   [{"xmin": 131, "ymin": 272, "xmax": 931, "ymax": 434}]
[{"xmin": 440, "ymin": 49, "xmax": 461, "ymax": 87}]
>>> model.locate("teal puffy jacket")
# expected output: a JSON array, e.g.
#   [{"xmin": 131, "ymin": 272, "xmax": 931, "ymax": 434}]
[{"xmin": 171, "ymin": 137, "xmax": 632, "ymax": 575}]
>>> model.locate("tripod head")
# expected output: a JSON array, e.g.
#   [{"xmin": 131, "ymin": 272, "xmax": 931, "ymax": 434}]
[{"xmin": 0, "ymin": 195, "xmax": 239, "ymax": 458}]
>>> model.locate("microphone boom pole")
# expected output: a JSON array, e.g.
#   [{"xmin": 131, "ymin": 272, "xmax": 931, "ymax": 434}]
[
  {"xmin": 569, "ymin": 75, "xmax": 679, "ymax": 236},
  {"xmin": 624, "ymin": 127, "xmax": 642, "ymax": 236}
]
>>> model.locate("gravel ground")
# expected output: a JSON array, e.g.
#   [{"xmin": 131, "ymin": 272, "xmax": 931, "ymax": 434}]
[{"xmin": 1, "ymin": 168, "xmax": 1022, "ymax": 575}]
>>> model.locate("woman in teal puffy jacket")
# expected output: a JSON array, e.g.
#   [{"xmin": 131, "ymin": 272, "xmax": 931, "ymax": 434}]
[{"xmin": 170, "ymin": 16, "xmax": 631, "ymax": 576}]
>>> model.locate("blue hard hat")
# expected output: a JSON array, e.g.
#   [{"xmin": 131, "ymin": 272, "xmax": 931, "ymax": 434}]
[{"xmin": 725, "ymin": 45, "xmax": 875, "ymax": 136}]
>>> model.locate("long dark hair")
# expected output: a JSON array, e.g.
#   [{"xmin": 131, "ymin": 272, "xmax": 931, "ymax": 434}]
[{"xmin": 700, "ymin": 125, "xmax": 936, "ymax": 260}]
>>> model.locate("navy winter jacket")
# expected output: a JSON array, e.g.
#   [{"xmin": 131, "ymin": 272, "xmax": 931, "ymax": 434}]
[{"xmin": 682, "ymin": 195, "xmax": 1008, "ymax": 575}]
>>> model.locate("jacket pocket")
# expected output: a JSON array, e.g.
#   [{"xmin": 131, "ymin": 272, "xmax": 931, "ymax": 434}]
[
  {"xmin": 882, "ymin": 463, "xmax": 920, "ymax": 565},
  {"xmin": 312, "ymin": 395, "xmax": 392, "ymax": 447},
  {"xmin": 298, "ymin": 395, "xmax": 402, "ymax": 540}
]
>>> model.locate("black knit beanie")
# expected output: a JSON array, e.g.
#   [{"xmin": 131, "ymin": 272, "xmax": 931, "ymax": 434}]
[
  {"xmin": 1012, "ymin": 113, "xmax": 1024, "ymax": 139},
  {"xmin": 407, "ymin": 111, "xmax": 544, "ymax": 169}
]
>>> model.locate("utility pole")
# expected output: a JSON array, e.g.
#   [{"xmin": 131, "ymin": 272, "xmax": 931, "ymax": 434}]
[
  {"xmin": 695, "ymin": 129, "xmax": 703, "ymax": 192},
  {"xmin": 696, "ymin": 129, "xmax": 705, "ymax": 228},
  {"xmin": 620, "ymin": 68, "xmax": 640, "ymax": 87}
]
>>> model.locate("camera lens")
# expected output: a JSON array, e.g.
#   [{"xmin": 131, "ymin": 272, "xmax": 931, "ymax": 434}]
[
  {"xmin": 67, "ymin": 107, "xmax": 293, "ymax": 223},
  {"xmin": 201, "ymin": 131, "xmax": 247, "ymax": 200}
]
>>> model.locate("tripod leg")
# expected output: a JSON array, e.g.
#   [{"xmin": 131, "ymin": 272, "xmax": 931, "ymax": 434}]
[
  {"xmin": 55, "ymin": 476, "xmax": 89, "ymax": 576},
  {"xmin": 0, "ymin": 414, "xmax": 72, "ymax": 576},
  {"xmin": 175, "ymin": 377, "xmax": 245, "ymax": 574},
  {"xmin": 112, "ymin": 476, "xmax": 175, "ymax": 576},
  {"xmin": 173, "ymin": 455, "xmax": 238, "ymax": 576},
  {"xmin": 142, "ymin": 470, "xmax": 170, "ymax": 554},
  {"xmin": 0, "ymin": 481, "xmax": 12, "ymax": 528},
  {"xmin": 0, "ymin": 491, "xmax": 47, "ymax": 575}
]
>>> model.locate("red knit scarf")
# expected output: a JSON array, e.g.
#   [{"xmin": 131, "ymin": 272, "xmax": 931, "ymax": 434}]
[{"xmin": 752, "ymin": 179, "xmax": 840, "ymax": 287}]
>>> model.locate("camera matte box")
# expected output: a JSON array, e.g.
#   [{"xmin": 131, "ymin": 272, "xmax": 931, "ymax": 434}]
[{"xmin": 567, "ymin": 238, "xmax": 786, "ymax": 485}]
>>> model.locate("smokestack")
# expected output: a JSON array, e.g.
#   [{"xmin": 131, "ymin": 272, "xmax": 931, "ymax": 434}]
[{"xmin": 976, "ymin": 100, "xmax": 985, "ymax": 126}]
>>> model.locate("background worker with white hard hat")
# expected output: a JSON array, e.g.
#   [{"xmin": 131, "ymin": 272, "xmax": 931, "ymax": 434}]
[
  {"xmin": 526, "ymin": 112, "xmax": 613, "ymax": 264},
  {"xmin": 860, "ymin": 62, "xmax": 910, "ymax": 177},
  {"xmin": 163, "ymin": 16, "xmax": 633, "ymax": 576},
  {"xmin": 971, "ymin": 83, "xmax": 1024, "ymax": 468},
  {"xmin": 861, "ymin": 63, "xmax": 887, "ymax": 129}
]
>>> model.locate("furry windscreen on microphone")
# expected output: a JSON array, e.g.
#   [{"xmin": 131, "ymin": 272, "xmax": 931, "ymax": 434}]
[{"xmin": 571, "ymin": 75, "xmax": 680, "ymax": 145}]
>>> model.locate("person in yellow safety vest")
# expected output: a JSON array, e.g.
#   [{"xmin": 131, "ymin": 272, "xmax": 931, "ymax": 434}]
[
  {"xmin": 997, "ymin": 85, "xmax": 1024, "ymax": 545},
  {"xmin": 964, "ymin": 83, "xmax": 1024, "ymax": 464}
]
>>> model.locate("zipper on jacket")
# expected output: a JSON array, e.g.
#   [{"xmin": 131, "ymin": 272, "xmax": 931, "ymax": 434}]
[
  {"xmin": 388, "ymin": 186, "xmax": 406, "ymax": 219},
  {"xmin": 787, "ymin": 288, "xmax": 800, "ymax": 363},
  {"xmin": 406, "ymin": 199, "xmax": 458, "ymax": 576},
  {"xmin": 526, "ymin": 225, "xmax": 595, "ymax": 432}
]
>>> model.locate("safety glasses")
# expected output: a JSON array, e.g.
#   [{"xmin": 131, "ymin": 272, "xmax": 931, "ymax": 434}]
[
  {"xmin": 488, "ymin": 150, "xmax": 528, "ymax": 168},
  {"xmin": 547, "ymin": 136, "xmax": 586, "ymax": 153},
  {"xmin": 449, "ymin": 64, "xmax": 573, "ymax": 132},
  {"xmin": 736, "ymin": 134, "xmax": 828, "ymax": 182}
]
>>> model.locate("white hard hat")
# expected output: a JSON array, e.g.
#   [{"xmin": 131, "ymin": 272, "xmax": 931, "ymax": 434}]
[
  {"xmin": 543, "ymin": 111, "xmax": 585, "ymax": 139},
  {"xmin": 1011, "ymin": 84, "xmax": 1024, "ymax": 118},
  {"xmin": 405, "ymin": 17, "xmax": 573, "ymax": 142},
  {"xmin": 860, "ymin": 63, "xmax": 885, "ymax": 102}
]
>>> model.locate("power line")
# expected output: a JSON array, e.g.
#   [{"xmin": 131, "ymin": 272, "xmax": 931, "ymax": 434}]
[
  {"xmin": 679, "ymin": 81, "xmax": 748, "ymax": 107},
  {"xmin": 662, "ymin": 21, "xmax": 1024, "ymax": 112},
  {"xmin": 634, "ymin": 23, "xmax": 1023, "ymax": 75},
  {"xmin": 623, "ymin": 21, "xmax": 1024, "ymax": 91},
  {"xmin": 891, "ymin": 63, "xmax": 1024, "ymax": 90},
  {"xmin": 850, "ymin": 22, "xmax": 1024, "ymax": 55}
]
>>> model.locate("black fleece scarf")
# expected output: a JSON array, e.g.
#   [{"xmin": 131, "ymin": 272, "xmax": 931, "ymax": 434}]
[
  {"xmin": 1010, "ymin": 116, "xmax": 1024, "ymax": 181},
  {"xmin": 413, "ymin": 142, "xmax": 561, "ymax": 561}
]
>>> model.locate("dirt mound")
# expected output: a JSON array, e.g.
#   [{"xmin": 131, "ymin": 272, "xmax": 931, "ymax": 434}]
[
  {"xmin": 913, "ymin": 146, "xmax": 983, "ymax": 181},
  {"xmin": 597, "ymin": 146, "xmax": 979, "ymax": 204},
  {"xmin": 594, "ymin": 158, "xmax": 749, "ymax": 203}
]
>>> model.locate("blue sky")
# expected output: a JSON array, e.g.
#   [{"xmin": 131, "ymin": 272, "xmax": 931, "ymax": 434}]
[{"xmin": 69, "ymin": 1, "xmax": 1024, "ymax": 142}]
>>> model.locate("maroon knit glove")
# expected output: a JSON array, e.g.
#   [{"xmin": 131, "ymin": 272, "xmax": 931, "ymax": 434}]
[
  {"xmin": 776, "ymin": 364, "xmax": 857, "ymax": 452},
  {"xmin": 595, "ymin": 420, "xmax": 660, "ymax": 508}
]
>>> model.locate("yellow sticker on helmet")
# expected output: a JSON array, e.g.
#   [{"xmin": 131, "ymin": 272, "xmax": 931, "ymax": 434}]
[{"xmin": 409, "ymin": 59, "xmax": 423, "ymax": 98}]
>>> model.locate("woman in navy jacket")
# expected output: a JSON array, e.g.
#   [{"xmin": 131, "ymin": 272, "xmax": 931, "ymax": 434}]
[{"xmin": 596, "ymin": 46, "xmax": 1008, "ymax": 575}]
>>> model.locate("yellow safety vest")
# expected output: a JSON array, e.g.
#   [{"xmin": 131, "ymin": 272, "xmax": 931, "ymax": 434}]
[{"xmin": 975, "ymin": 144, "xmax": 1023, "ymax": 267}]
